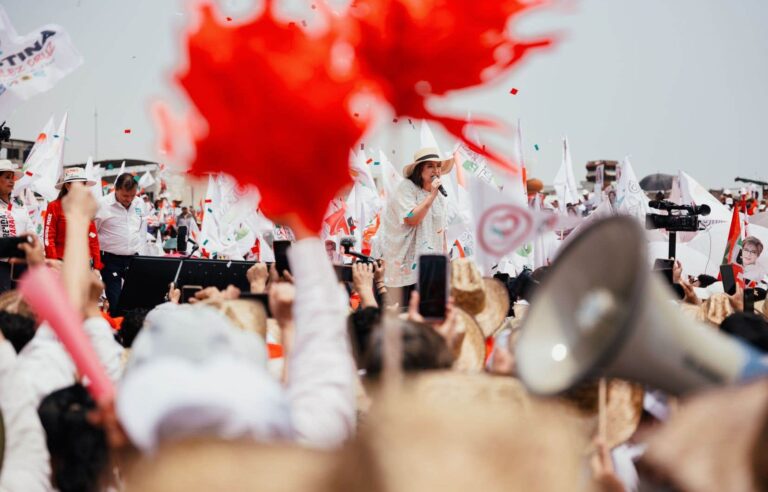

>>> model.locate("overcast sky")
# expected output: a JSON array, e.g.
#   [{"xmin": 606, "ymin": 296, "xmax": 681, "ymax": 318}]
[{"xmin": 3, "ymin": 0, "xmax": 768, "ymax": 189}]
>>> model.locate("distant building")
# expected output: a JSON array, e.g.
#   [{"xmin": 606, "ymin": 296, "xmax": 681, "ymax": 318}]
[
  {"xmin": 585, "ymin": 160, "xmax": 618, "ymax": 187},
  {"xmin": 0, "ymin": 138, "xmax": 34, "ymax": 165}
]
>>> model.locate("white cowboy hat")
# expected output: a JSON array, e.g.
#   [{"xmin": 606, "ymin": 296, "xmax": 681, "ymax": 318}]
[
  {"xmin": 55, "ymin": 166, "xmax": 96, "ymax": 190},
  {"xmin": 0, "ymin": 159, "xmax": 22, "ymax": 178},
  {"xmin": 402, "ymin": 147, "xmax": 454, "ymax": 179}
]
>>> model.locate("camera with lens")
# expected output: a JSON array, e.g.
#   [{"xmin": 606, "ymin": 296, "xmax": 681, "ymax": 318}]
[
  {"xmin": 645, "ymin": 200, "xmax": 711, "ymax": 232},
  {"xmin": 0, "ymin": 121, "xmax": 10, "ymax": 143},
  {"xmin": 340, "ymin": 236, "xmax": 377, "ymax": 264}
]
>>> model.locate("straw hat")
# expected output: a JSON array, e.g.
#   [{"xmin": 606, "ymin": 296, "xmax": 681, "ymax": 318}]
[
  {"xmin": 450, "ymin": 259, "xmax": 486, "ymax": 315},
  {"xmin": 402, "ymin": 371, "xmax": 532, "ymax": 408},
  {"xmin": 698, "ymin": 293, "xmax": 735, "ymax": 326},
  {"xmin": 451, "ymin": 308, "xmax": 487, "ymax": 372},
  {"xmin": 125, "ymin": 439, "xmax": 341, "ymax": 492},
  {"xmin": 55, "ymin": 166, "xmax": 96, "ymax": 190},
  {"xmin": 450, "ymin": 260, "xmax": 509, "ymax": 337},
  {"xmin": 474, "ymin": 278, "xmax": 510, "ymax": 337},
  {"xmin": 560, "ymin": 378, "xmax": 645, "ymax": 450},
  {"xmin": 401, "ymin": 147, "xmax": 454, "ymax": 179},
  {"xmin": 757, "ymin": 299, "xmax": 767, "ymax": 318},
  {"xmin": 526, "ymin": 178, "xmax": 543, "ymax": 195},
  {"xmin": 0, "ymin": 159, "xmax": 22, "ymax": 178},
  {"xmin": 353, "ymin": 383, "xmax": 588, "ymax": 492}
]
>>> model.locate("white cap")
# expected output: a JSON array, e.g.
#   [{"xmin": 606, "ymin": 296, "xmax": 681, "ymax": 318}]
[{"xmin": 117, "ymin": 304, "xmax": 292, "ymax": 452}]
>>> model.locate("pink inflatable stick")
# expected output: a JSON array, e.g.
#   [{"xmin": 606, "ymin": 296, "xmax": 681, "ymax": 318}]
[{"xmin": 19, "ymin": 266, "xmax": 115, "ymax": 403}]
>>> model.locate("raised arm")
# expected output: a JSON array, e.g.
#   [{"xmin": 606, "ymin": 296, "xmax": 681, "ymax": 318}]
[{"xmin": 286, "ymin": 233, "xmax": 356, "ymax": 448}]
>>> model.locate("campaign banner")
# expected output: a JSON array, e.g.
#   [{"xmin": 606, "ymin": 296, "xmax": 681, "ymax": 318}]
[
  {"xmin": 453, "ymin": 142, "xmax": 504, "ymax": 191},
  {"xmin": 0, "ymin": 7, "xmax": 83, "ymax": 118}
]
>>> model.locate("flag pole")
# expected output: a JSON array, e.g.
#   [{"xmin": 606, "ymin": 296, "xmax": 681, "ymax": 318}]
[{"xmin": 93, "ymin": 106, "xmax": 99, "ymax": 160}]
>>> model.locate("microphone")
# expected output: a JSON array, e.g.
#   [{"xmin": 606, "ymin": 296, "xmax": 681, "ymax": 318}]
[{"xmin": 432, "ymin": 177, "xmax": 448, "ymax": 197}]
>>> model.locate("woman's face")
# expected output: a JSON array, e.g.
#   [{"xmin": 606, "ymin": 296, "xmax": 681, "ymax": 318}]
[
  {"xmin": 419, "ymin": 161, "xmax": 441, "ymax": 188},
  {"xmin": 743, "ymin": 243, "xmax": 761, "ymax": 266}
]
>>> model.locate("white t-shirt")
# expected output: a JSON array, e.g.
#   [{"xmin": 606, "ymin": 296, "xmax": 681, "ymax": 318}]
[
  {"xmin": 0, "ymin": 197, "xmax": 32, "ymax": 238},
  {"xmin": 380, "ymin": 180, "xmax": 447, "ymax": 287}
]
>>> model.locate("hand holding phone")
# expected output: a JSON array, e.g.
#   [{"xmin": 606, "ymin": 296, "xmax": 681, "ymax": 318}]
[
  {"xmin": 720, "ymin": 264, "xmax": 737, "ymax": 296},
  {"xmin": 0, "ymin": 235, "xmax": 33, "ymax": 259},
  {"xmin": 273, "ymin": 240, "xmax": 292, "ymax": 278},
  {"xmin": 181, "ymin": 285, "xmax": 203, "ymax": 303}
]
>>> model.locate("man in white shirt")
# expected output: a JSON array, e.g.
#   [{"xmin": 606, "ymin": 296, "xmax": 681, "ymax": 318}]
[
  {"xmin": 95, "ymin": 174, "xmax": 145, "ymax": 315},
  {"xmin": 0, "ymin": 160, "xmax": 32, "ymax": 293}
]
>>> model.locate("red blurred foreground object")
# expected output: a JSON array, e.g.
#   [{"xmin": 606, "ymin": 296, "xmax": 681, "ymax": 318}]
[
  {"xmin": 174, "ymin": 1, "xmax": 367, "ymax": 232},
  {"xmin": 348, "ymin": 0, "xmax": 551, "ymax": 168}
]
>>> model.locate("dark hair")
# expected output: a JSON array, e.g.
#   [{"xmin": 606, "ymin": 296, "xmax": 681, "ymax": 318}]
[
  {"xmin": 696, "ymin": 274, "xmax": 717, "ymax": 288},
  {"xmin": 38, "ymin": 384, "xmax": 109, "ymax": 492},
  {"xmin": 116, "ymin": 308, "xmax": 149, "ymax": 348},
  {"xmin": 57, "ymin": 185, "xmax": 69, "ymax": 200},
  {"xmin": 720, "ymin": 312, "xmax": 768, "ymax": 352},
  {"xmin": 114, "ymin": 173, "xmax": 138, "ymax": 191},
  {"xmin": 0, "ymin": 311, "xmax": 36, "ymax": 353},
  {"xmin": 348, "ymin": 307, "xmax": 381, "ymax": 368},
  {"xmin": 362, "ymin": 318, "xmax": 454, "ymax": 378},
  {"xmin": 407, "ymin": 162, "xmax": 427, "ymax": 189}
]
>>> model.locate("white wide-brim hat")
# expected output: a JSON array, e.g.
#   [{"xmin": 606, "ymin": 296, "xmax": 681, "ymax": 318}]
[
  {"xmin": 55, "ymin": 166, "xmax": 96, "ymax": 190},
  {"xmin": 402, "ymin": 147, "xmax": 454, "ymax": 179},
  {"xmin": 0, "ymin": 159, "xmax": 22, "ymax": 178},
  {"xmin": 117, "ymin": 304, "xmax": 292, "ymax": 452}
]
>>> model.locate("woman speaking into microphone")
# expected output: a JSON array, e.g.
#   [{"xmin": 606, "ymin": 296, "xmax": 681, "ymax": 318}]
[{"xmin": 380, "ymin": 146, "xmax": 453, "ymax": 299}]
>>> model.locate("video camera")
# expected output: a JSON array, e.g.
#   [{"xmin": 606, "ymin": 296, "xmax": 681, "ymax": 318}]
[
  {"xmin": 645, "ymin": 200, "xmax": 711, "ymax": 232},
  {"xmin": 494, "ymin": 268, "xmax": 541, "ymax": 316},
  {"xmin": 340, "ymin": 236, "xmax": 377, "ymax": 264},
  {"xmin": 0, "ymin": 122, "xmax": 10, "ymax": 143}
]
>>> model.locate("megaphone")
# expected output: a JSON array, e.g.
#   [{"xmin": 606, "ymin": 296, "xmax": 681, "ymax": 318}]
[{"xmin": 515, "ymin": 216, "xmax": 768, "ymax": 396}]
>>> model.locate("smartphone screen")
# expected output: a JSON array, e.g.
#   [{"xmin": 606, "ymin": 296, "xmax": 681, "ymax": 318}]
[
  {"xmin": 273, "ymin": 240, "xmax": 292, "ymax": 277},
  {"xmin": 10, "ymin": 263, "xmax": 26, "ymax": 282},
  {"xmin": 181, "ymin": 285, "xmax": 203, "ymax": 303},
  {"xmin": 238, "ymin": 292, "xmax": 272, "ymax": 318},
  {"xmin": 720, "ymin": 264, "xmax": 736, "ymax": 296},
  {"xmin": 653, "ymin": 258, "xmax": 675, "ymax": 285},
  {"xmin": 744, "ymin": 288, "xmax": 755, "ymax": 313},
  {"xmin": 333, "ymin": 265, "xmax": 353, "ymax": 283},
  {"xmin": 418, "ymin": 254, "xmax": 449, "ymax": 321}
]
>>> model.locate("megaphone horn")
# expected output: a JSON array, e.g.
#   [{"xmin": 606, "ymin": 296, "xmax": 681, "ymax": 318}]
[{"xmin": 515, "ymin": 216, "xmax": 768, "ymax": 397}]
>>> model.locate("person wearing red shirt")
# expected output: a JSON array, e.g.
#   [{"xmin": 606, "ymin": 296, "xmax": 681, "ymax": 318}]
[{"xmin": 44, "ymin": 166, "xmax": 104, "ymax": 269}]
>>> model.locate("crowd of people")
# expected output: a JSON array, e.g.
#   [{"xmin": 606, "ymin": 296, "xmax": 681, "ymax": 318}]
[{"xmin": 0, "ymin": 144, "xmax": 767, "ymax": 492}]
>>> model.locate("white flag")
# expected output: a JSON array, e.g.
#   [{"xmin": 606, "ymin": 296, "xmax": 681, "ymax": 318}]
[
  {"xmin": 678, "ymin": 170, "xmax": 731, "ymax": 224},
  {"xmin": 138, "ymin": 170, "xmax": 156, "ymax": 189},
  {"xmin": 84, "ymin": 156, "xmax": 104, "ymax": 200},
  {"xmin": 553, "ymin": 137, "xmax": 580, "ymax": 212},
  {"xmin": 614, "ymin": 157, "xmax": 649, "ymax": 221},
  {"xmin": 23, "ymin": 112, "xmax": 67, "ymax": 202},
  {"xmin": 13, "ymin": 114, "xmax": 54, "ymax": 194},
  {"xmin": 0, "ymin": 7, "xmax": 83, "ymax": 119},
  {"xmin": 468, "ymin": 172, "xmax": 579, "ymax": 275}
]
